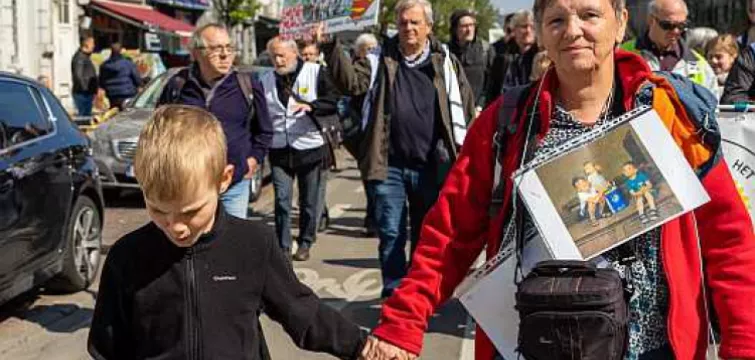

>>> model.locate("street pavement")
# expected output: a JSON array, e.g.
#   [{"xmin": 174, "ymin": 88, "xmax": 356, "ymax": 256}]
[{"xmin": 0, "ymin": 154, "xmax": 475, "ymax": 360}]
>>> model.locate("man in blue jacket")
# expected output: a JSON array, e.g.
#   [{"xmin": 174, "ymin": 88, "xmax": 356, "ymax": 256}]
[
  {"xmin": 99, "ymin": 43, "xmax": 141, "ymax": 109},
  {"xmin": 157, "ymin": 23, "xmax": 273, "ymax": 219}
]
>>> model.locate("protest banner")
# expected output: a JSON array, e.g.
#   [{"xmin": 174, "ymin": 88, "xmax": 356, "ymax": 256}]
[
  {"xmin": 717, "ymin": 110, "xmax": 755, "ymax": 227},
  {"xmin": 280, "ymin": 0, "xmax": 381, "ymax": 39}
]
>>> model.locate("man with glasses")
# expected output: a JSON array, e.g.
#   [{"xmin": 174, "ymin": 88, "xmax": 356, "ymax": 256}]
[
  {"xmin": 157, "ymin": 23, "xmax": 272, "ymax": 219},
  {"xmin": 622, "ymin": 0, "xmax": 717, "ymax": 92}
]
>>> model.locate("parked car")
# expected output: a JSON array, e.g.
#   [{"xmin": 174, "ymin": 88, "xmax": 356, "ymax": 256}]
[
  {"xmin": 0, "ymin": 72, "xmax": 105, "ymax": 304},
  {"xmin": 90, "ymin": 67, "xmax": 271, "ymax": 201}
]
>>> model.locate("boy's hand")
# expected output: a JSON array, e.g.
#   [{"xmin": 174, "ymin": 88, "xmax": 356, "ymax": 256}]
[{"xmin": 361, "ymin": 336, "xmax": 417, "ymax": 360}]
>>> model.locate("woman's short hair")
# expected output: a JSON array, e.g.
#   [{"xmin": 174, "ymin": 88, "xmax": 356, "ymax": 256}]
[
  {"xmin": 705, "ymin": 34, "xmax": 739, "ymax": 58},
  {"xmin": 395, "ymin": 0, "xmax": 434, "ymax": 25},
  {"xmin": 532, "ymin": 0, "xmax": 625, "ymax": 28},
  {"xmin": 687, "ymin": 27, "xmax": 719, "ymax": 55},
  {"xmin": 134, "ymin": 105, "xmax": 227, "ymax": 202},
  {"xmin": 355, "ymin": 33, "xmax": 378, "ymax": 51}
]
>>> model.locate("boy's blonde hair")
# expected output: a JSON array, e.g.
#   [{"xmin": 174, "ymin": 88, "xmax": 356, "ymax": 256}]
[{"xmin": 134, "ymin": 105, "xmax": 227, "ymax": 201}]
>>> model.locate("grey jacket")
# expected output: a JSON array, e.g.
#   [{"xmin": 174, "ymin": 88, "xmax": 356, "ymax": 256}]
[{"xmin": 322, "ymin": 36, "xmax": 476, "ymax": 181}]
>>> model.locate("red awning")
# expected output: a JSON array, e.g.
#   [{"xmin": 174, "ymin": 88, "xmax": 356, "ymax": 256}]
[{"xmin": 91, "ymin": 0, "xmax": 194, "ymax": 36}]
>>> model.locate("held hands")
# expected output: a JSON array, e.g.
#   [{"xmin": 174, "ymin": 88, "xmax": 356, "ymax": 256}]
[{"xmin": 359, "ymin": 336, "xmax": 417, "ymax": 360}]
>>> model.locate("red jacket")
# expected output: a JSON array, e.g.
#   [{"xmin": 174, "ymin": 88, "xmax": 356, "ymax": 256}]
[{"xmin": 372, "ymin": 50, "xmax": 755, "ymax": 360}]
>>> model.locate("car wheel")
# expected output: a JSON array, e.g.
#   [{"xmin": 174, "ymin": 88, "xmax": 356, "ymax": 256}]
[
  {"xmin": 249, "ymin": 166, "xmax": 263, "ymax": 203},
  {"xmin": 46, "ymin": 196, "xmax": 103, "ymax": 293}
]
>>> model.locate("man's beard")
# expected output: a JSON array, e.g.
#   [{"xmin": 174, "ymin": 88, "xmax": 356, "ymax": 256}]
[{"xmin": 275, "ymin": 62, "xmax": 297, "ymax": 75}]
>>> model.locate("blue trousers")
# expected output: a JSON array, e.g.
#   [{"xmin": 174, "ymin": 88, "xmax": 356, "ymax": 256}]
[
  {"xmin": 272, "ymin": 161, "xmax": 324, "ymax": 250},
  {"xmin": 368, "ymin": 165, "xmax": 440, "ymax": 297},
  {"xmin": 220, "ymin": 179, "xmax": 251, "ymax": 219},
  {"xmin": 73, "ymin": 92, "xmax": 94, "ymax": 116}
]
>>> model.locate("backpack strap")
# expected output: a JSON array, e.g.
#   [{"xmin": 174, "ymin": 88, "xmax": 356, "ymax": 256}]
[
  {"xmin": 165, "ymin": 67, "xmax": 189, "ymax": 104},
  {"xmin": 489, "ymin": 85, "xmax": 530, "ymax": 217},
  {"xmin": 235, "ymin": 70, "xmax": 257, "ymax": 131}
]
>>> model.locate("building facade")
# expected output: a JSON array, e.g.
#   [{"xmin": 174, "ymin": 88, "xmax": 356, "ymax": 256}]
[{"xmin": 0, "ymin": 0, "xmax": 80, "ymax": 107}]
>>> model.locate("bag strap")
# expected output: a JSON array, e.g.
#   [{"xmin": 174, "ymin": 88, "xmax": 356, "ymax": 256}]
[
  {"xmin": 489, "ymin": 85, "xmax": 530, "ymax": 217},
  {"xmin": 235, "ymin": 71, "xmax": 257, "ymax": 131},
  {"xmin": 691, "ymin": 212, "xmax": 720, "ymax": 358},
  {"xmin": 166, "ymin": 67, "xmax": 189, "ymax": 103}
]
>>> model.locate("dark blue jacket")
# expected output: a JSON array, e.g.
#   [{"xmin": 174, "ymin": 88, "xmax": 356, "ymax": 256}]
[
  {"xmin": 157, "ymin": 65, "xmax": 272, "ymax": 185},
  {"xmin": 99, "ymin": 54, "xmax": 141, "ymax": 98}
]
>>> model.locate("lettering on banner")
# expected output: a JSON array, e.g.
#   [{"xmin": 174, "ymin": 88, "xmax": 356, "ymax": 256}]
[
  {"xmin": 732, "ymin": 159, "xmax": 755, "ymax": 180},
  {"xmin": 295, "ymin": 268, "xmax": 383, "ymax": 301}
]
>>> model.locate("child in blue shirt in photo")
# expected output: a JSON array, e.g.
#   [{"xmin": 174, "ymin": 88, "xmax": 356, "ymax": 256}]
[{"xmin": 622, "ymin": 161, "xmax": 660, "ymax": 224}]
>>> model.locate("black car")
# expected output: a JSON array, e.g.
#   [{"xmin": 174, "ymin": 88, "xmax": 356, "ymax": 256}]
[{"xmin": 0, "ymin": 72, "xmax": 105, "ymax": 304}]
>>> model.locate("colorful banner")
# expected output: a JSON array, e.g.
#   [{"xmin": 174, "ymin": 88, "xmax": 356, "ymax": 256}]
[
  {"xmin": 280, "ymin": 0, "xmax": 380, "ymax": 39},
  {"xmin": 718, "ymin": 111, "xmax": 755, "ymax": 227}
]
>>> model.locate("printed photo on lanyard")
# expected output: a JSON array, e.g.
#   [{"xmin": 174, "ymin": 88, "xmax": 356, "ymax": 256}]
[{"xmin": 513, "ymin": 106, "xmax": 711, "ymax": 260}]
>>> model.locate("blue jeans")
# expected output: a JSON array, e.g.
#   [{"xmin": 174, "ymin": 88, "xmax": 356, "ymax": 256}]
[
  {"xmin": 368, "ymin": 165, "xmax": 440, "ymax": 296},
  {"xmin": 272, "ymin": 161, "xmax": 324, "ymax": 250},
  {"xmin": 73, "ymin": 92, "xmax": 94, "ymax": 116},
  {"xmin": 220, "ymin": 179, "xmax": 250, "ymax": 219}
]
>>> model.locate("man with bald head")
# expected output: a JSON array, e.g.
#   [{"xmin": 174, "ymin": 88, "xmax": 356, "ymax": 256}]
[
  {"xmin": 260, "ymin": 36, "xmax": 340, "ymax": 262},
  {"xmin": 622, "ymin": 0, "xmax": 717, "ymax": 92}
]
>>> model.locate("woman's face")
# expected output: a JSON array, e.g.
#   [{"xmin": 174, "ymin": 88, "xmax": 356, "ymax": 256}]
[
  {"xmin": 708, "ymin": 50, "xmax": 735, "ymax": 75},
  {"xmin": 539, "ymin": 0, "xmax": 627, "ymax": 75}
]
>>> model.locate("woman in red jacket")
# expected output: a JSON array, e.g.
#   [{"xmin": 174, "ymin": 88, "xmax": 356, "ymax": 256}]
[{"xmin": 362, "ymin": 0, "xmax": 755, "ymax": 359}]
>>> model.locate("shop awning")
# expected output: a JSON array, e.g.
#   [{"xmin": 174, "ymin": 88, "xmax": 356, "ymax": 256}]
[
  {"xmin": 91, "ymin": 0, "xmax": 195, "ymax": 37},
  {"xmin": 148, "ymin": 0, "xmax": 210, "ymax": 10}
]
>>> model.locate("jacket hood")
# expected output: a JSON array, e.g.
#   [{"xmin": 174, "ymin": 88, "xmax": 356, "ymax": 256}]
[{"xmin": 526, "ymin": 49, "xmax": 653, "ymax": 137}]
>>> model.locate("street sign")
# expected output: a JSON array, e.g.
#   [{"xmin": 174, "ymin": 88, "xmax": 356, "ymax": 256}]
[{"xmin": 144, "ymin": 32, "xmax": 162, "ymax": 52}]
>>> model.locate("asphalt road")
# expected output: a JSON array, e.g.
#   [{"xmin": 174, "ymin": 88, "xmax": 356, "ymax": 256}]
[{"xmin": 0, "ymin": 155, "xmax": 474, "ymax": 360}]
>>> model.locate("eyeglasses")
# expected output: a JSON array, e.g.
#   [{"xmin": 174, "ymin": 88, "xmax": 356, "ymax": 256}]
[
  {"xmin": 654, "ymin": 16, "xmax": 689, "ymax": 32},
  {"xmin": 198, "ymin": 44, "xmax": 236, "ymax": 55}
]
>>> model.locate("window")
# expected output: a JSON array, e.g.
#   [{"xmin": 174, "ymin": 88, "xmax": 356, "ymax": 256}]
[
  {"xmin": 0, "ymin": 82, "xmax": 53, "ymax": 150},
  {"xmin": 58, "ymin": 0, "xmax": 70, "ymax": 24},
  {"xmin": 132, "ymin": 73, "xmax": 171, "ymax": 109}
]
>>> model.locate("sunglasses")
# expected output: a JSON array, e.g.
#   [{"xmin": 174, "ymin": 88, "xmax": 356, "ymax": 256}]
[{"xmin": 655, "ymin": 17, "xmax": 689, "ymax": 32}]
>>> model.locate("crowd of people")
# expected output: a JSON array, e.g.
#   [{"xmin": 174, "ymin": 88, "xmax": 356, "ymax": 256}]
[{"xmin": 85, "ymin": 0, "xmax": 755, "ymax": 359}]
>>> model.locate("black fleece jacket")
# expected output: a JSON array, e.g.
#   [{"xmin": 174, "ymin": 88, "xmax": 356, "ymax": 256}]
[{"xmin": 88, "ymin": 207, "xmax": 366, "ymax": 360}]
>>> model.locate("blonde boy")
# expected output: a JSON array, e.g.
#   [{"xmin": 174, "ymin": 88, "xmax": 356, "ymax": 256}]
[{"xmin": 88, "ymin": 105, "xmax": 369, "ymax": 360}]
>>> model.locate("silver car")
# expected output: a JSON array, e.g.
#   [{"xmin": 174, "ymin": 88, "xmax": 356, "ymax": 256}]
[{"xmin": 90, "ymin": 68, "xmax": 268, "ymax": 202}]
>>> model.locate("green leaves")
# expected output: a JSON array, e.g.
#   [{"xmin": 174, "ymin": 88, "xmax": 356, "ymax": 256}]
[{"xmin": 213, "ymin": 0, "xmax": 261, "ymax": 27}]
